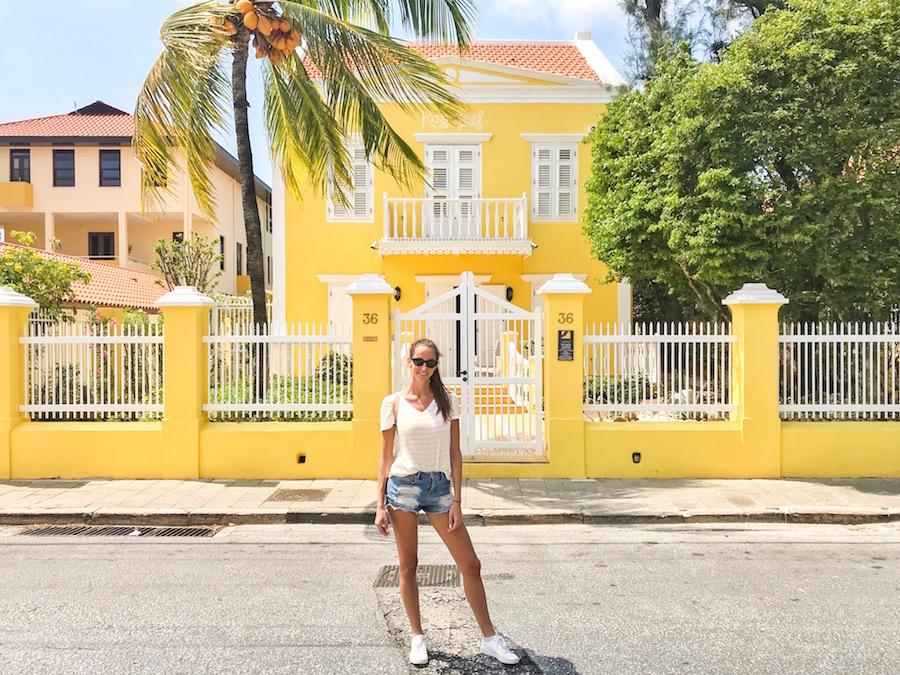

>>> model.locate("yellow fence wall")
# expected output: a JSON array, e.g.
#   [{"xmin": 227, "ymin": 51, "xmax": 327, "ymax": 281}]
[{"xmin": 1, "ymin": 282, "xmax": 897, "ymax": 480}]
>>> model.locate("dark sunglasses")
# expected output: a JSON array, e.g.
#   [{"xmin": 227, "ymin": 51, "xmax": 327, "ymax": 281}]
[{"xmin": 411, "ymin": 357, "xmax": 438, "ymax": 368}]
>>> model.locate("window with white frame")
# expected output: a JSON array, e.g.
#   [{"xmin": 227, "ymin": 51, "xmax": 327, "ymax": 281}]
[
  {"xmin": 531, "ymin": 144, "xmax": 578, "ymax": 220},
  {"xmin": 327, "ymin": 144, "xmax": 373, "ymax": 222}
]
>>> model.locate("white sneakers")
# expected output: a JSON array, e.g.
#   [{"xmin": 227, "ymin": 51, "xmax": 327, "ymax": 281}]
[
  {"xmin": 481, "ymin": 633, "xmax": 520, "ymax": 665},
  {"xmin": 408, "ymin": 632, "xmax": 520, "ymax": 666},
  {"xmin": 409, "ymin": 633, "xmax": 428, "ymax": 665}
]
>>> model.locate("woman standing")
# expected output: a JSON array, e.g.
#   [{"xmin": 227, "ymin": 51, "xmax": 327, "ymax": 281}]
[{"xmin": 374, "ymin": 338, "xmax": 520, "ymax": 667}]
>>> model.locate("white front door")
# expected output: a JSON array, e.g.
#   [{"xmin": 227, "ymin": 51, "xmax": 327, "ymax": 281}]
[
  {"xmin": 425, "ymin": 145, "xmax": 481, "ymax": 238},
  {"xmin": 424, "ymin": 283, "xmax": 459, "ymax": 373}
]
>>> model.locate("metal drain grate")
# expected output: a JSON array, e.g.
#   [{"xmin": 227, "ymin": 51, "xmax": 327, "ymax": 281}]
[
  {"xmin": 18, "ymin": 525, "xmax": 217, "ymax": 538},
  {"xmin": 266, "ymin": 488, "xmax": 330, "ymax": 502},
  {"xmin": 374, "ymin": 564, "xmax": 460, "ymax": 588}
]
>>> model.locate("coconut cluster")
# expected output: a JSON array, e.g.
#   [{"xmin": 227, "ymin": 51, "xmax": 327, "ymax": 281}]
[{"xmin": 216, "ymin": 0, "xmax": 302, "ymax": 65}]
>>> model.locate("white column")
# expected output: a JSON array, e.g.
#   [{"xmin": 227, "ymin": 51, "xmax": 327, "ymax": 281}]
[
  {"xmin": 271, "ymin": 155, "xmax": 286, "ymax": 329},
  {"xmin": 117, "ymin": 212, "xmax": 128, "ymax": 267},
  {"xmin": 617, "ymin": 279, "xmax": 632, "ymax": 327},
  {"xmin": 43, "ymin": 212, "xmax": 55, "ymax": 252}
]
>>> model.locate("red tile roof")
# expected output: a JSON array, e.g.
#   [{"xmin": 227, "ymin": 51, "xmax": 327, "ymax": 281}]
[
  {"xmin": 415, "ymin": 42, "xmax": 601, "ymax": 81},
  {"xmin": 0, "ymin": 101, "xmax": 272, "ymax": 197},
  {"xmin": 0, "ymin": 101, "xmax": 133, "ymax": 139},
  {"xmin": 303, "ymin": 41, "xmax": 601, "ymax": 82},
  {"xmin": 0, "ymin": 241, "xmax": 168, "ymax": 311}
]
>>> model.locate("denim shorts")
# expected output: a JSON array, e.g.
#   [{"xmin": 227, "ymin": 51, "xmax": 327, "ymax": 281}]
[{"xmin": 385, "ymin": 471, "xmax": 454, "ymax": 514}]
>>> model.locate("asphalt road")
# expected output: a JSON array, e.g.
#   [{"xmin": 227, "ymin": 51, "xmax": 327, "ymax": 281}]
[{"xmin": 1, "ymin": 523, "xmax": 898, "ymax": 675}]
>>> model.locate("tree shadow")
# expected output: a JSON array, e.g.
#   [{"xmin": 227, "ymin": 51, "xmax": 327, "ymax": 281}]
[{"xmin": 423, "ymin": 648, "xmax": 579, "ymax": 674}]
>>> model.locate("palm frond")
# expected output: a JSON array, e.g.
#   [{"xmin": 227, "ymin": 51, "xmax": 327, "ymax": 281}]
[
  {"xmin": 263, "ymin": 53, "xmax": 352, "ymax": 200},
  {"xmin": 134, "ymin": 1, "xmax": 232, "ymax": 217},
  {"xmin": 277, "ymin": 2, "xmax": 466, "ymax": 192},
  {"xmin": 389, "ymin": 0, "xmax": 475, "ymax": 46},
  {"xmin": 310, "ymin": 0, "xmax": 475, "ymax": 45}
]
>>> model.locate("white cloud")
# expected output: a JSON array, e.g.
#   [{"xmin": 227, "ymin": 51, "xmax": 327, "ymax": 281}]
[{"xmin": 485, "ymin": 0, "xmax": 627, "ymax": 37}]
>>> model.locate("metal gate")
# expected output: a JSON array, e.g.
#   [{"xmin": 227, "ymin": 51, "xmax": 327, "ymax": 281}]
[{"xmin": 393, "ymin": 272, "xmax": 543, "ymax": 459}]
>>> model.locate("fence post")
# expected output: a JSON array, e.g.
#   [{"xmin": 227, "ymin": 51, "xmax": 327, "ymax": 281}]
[
  {"xmin": 538, "ymin": 274, "xmax": 591, "ymax": 477},
  {"xmin": 157, "ymin": 286, "xmax": 214, "ymax": 479},
  {"xmin": 0, "ymin": 288, "xmax": 37, "ymax": 479},
  {"xmin": 723, "ymin": 283, "xmax": 788, "ymax": 477},
  {"xmin": 347, "ymin": 274, "xmax": 395, "ymax": 478}
]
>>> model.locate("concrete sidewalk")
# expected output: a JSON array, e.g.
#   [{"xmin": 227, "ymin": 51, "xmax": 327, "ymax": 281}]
[{"xmin": 2, "ymin": 477, "xmax": 900, "ymax": 526}]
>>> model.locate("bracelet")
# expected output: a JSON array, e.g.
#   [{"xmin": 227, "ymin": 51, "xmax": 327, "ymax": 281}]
[{"xmin": 453, "ymin": 499, "xmax": 462, "ymax": 503}]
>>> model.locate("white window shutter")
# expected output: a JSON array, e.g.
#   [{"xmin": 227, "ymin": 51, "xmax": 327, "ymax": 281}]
[
  {"xmin": 532, "ymin": 143, "xmax": 577, "ymax": 219},
  {"xmin": 327, "ymin": 143, "xmax": 373, "ymax": 221},
  {"xmin": 556, "ymin": 145, "xmax": 577, "ymax": 217},
  {"xmin": 533, "ymin": 146, "xmax": 553, "ymax": 218}
]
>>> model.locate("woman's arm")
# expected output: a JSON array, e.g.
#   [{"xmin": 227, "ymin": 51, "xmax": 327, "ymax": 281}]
[
  {"xmin": 448, "ymin": 418, "xmax": 463, "ymax": 531},
  {"xmin": 374, "ymin": 426, "xmax": 395, "ymax": 535}
]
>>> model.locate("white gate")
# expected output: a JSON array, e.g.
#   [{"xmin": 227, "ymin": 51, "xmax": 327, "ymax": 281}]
[{"xmin": 394, "ymin": 272, "xmax": 543, "ymax": 459}]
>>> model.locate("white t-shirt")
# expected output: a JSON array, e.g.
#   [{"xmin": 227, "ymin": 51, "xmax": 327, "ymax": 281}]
[{"xmin": 380, "ymin": 390, "xmax": 460, "ymax": 479}]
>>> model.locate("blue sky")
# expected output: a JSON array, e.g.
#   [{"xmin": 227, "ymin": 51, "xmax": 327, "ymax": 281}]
[{"xmin": 0, "ymin": 0, "xmax": 630, "ymax": 185}]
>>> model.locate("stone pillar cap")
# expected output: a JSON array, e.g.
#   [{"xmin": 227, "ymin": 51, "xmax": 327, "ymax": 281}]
[
  {"xmin": 156, "ymin": 285, "xmax": 215, "ymax": 308},
  {"xmin": 346, "ymin": 274, "xmax": 394, "ymax": 295},
  {"xmin": 537, "ymin": 273, "xmax": 591, "ymax": 295},
  {"xmin": 722, "ymin": 283, "xmax": 788, "ymax": 306},
  {"xmin": 0, "ymin": 286, "xmax": 38, "ymax": 308}
]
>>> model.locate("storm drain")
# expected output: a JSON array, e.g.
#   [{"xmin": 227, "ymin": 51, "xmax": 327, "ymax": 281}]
[
  {"xmin": 374, "ymin": 564, "xmax": 460, "ymax": 588},
  {"xmin": 266, "ymin": 488, "xmax": 330, "ymax": 502},
  {"xmin": 18, "ymin": 525, "xmax": 217, "ymax": 538}
]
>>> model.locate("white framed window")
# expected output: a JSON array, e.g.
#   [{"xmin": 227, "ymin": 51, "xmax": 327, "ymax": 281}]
[
  {"xmin": 327, "ymin": 144, "xmax": 374, "ymax": 222},
  {"xmin": 531, "ymin": 143, "xmax": 578, "ymax": 221}
]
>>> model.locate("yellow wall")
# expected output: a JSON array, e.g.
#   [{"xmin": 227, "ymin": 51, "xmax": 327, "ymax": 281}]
[
  {"xmin": 782, "ymin": 423, "xmax": 900, "ymax": 478},
  {"xmin": 284, "ymin": 93, "xmax": 619, "ymax": 327}
]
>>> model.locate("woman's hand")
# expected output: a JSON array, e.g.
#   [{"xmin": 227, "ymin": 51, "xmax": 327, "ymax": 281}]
[
  {"xmin": 374, "ymin": 506, "xmax": 390, "ymax": 536},
  {"xmin": 448, "ymin": 502, "xmax": 462, "ymax": 532}
]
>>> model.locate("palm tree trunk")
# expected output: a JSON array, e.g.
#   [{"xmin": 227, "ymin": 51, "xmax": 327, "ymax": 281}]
[{"xmin": 232, "ymin": 28, "xmax": 268, "ymax": 331}]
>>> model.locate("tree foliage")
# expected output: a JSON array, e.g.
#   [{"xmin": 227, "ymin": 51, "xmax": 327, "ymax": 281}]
[
  {"xmin": 586, "ymin": 0, "xmax": 900, "ymax": 321},
  {"xmin": 135, "ymin": 0, "xmax": 475, "ymax": 329},
  {"xmin": 152, "ymin": 234, "xmax": 223, "ymax": 294},
  {"xmin": 0, "ymin": 231, "xmax": 91, "ymax": 318},
  {"xmin": 620, "ymin": 0, "xmax": 787, "ymax": 82}
]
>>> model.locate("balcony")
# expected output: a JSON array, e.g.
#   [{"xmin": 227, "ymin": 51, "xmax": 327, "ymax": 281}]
[
  {"xmin": 0, "ymin": 181, "xmax": 33, "ymax": 208},
  {"xmin": 378, "ymin": 194, "xmax": 534, "ymax": 256}
]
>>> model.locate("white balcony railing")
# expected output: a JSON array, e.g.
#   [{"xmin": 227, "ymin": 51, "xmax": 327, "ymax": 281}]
[{"xmin": 380, "ymin": 193, "xmax": 533, "ymax": 255}]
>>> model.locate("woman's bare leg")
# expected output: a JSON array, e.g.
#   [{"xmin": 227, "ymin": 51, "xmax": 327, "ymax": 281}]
[
  {"xmin": 426, "ymin": 512, "xmax": 495, "ymax": 637},
  {"xmin": 389, "ymin": 507, "xmax": 423, "ymax": 634}
]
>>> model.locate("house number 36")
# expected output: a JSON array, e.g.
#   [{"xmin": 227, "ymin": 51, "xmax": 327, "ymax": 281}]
[
  {"xmin": 557, "ymin": 312, "xmax": 574, "ymax": 324},
  {"xmin": 363, "ymin": 313, "xmax": 379, "ymax": 324}
]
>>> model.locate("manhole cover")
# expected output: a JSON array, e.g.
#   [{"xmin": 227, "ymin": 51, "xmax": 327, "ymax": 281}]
[
  {"xmin": 266, "ymin": 488, "xmax": 330, "ymax": 502},
  {"xmin": 28, "ymin": 480, "xmax": 88, "ymax": 489},
  {"xmin": 374, "ymin": 564, "xmax": 460, "ymax": 588},
  {"xmin": 18, "ymin": 525, "xmax": 217, "ymax": 537}
]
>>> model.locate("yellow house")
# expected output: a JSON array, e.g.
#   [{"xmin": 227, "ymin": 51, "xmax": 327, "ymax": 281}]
[
  {"xmin": 275, "ymin": 33, "xmax": 629, "ymax": 336},
  {"xmin": 0, "ymin": 101, "xmax": 273, "ymax": 296}
]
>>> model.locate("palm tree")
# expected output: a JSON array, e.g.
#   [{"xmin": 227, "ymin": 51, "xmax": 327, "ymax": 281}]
[{"xmin": 135, "ymin": 0, "xmax": 474, "ymax": 329}]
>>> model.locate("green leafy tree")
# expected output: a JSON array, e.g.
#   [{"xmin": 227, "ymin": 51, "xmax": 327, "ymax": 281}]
[
  {"xmin": 152, "ymin": 234, "xmax": 223, "ymax": 293},
  {"xmin": 586, "ymin": 0, "xmax": 900, "ymax": 321},
  {"xmin": 135, "ymin": 0, "xmax": 474, "ymax": 330},
  {"xmin": 0, "ymin": 231, "xmax": 91, "ymax": 318},
  {"xmin": 621, "ymin": 0, "xmax": 787, "ymax": 81}
]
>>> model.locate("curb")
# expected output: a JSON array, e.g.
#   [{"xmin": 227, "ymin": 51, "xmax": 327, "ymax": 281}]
[{"xmin": 2, "ymin": 509, "xmax": 898, "ymax": 527}]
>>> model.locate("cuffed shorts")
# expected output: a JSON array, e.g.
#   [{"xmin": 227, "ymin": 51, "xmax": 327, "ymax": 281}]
[{"xmin": 385, "ymin": 471, "xmax": 453, "ymax": 514}]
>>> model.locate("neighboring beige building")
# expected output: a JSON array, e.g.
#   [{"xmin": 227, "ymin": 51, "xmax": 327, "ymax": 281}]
[{"xmin": 0, "ymin": 101, "xmax": 273, "ymax": 295}]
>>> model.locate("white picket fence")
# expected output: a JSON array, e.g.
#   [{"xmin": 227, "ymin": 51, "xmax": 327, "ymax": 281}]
[
  {"xmin": 204, "ymin": 322, "xmax": 353, "ymax": 421},
  {"xmin": 210, "ymin": 298, "xmax": 273, "ymax": 334},
  {"xmin": 20, "ymin": 320, "xmax": 164, "ymax": 420},
  {"xmin": 779, "ymin": 322, "xmax": 900, "ymax": 420},
  {"xmin": 584, "ymin": 322, "xmax": 735, "ymax": 421}
]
